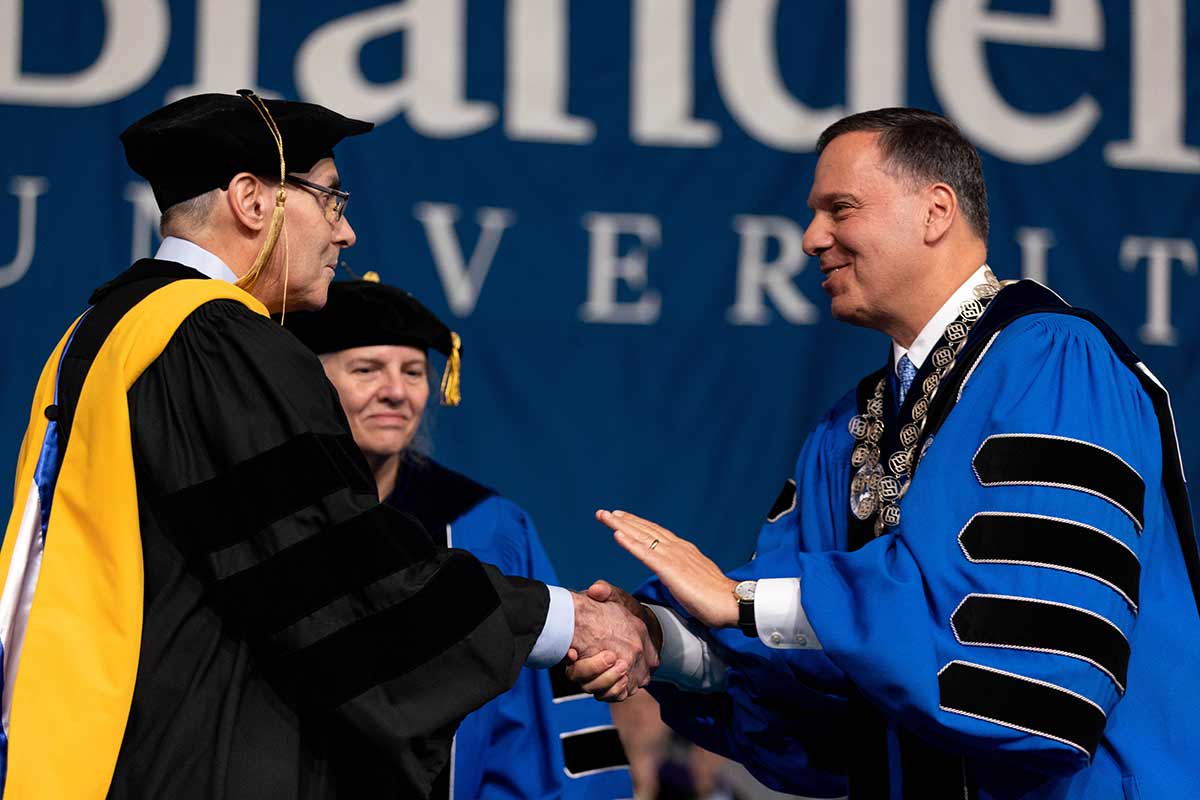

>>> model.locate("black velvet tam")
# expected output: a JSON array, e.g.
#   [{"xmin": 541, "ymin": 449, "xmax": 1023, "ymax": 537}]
[
  {"xmin": 284, "ymin": 280, "xmax": 456, "ymax": 358},
  {"xmin": 120, "ymin": 92, "xmax": 373, "ymax": 212}
]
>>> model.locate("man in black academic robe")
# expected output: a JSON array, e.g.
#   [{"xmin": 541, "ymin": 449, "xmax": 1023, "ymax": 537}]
[{"xmin": 0, "ymin": 92, "xmax": 655, "ymax": 799}]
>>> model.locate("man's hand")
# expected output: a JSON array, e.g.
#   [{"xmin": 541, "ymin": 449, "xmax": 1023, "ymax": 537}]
[
  {"xmin": 586, "ymin": 579, "xmax": 663, "ymax": 654},
  {"xmin": 567, "ymin": 589, "xmax": 660, "ymax": 702},
  {"xmin": 566, "ymin": 580, "xmax": 664, "ymax": 702},
  {"xmin": 596, "ymin": 509, "xmax": 738, "ymax": 629}
]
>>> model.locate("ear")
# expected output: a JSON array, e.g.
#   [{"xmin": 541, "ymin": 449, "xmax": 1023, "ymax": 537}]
[
  {"xmin": 224, "ymin": 172, "xmax": 270, "ymax": 232},
  {"xmin": 922, "ymin": 182, "xmax": 957, "ymax": 245}
]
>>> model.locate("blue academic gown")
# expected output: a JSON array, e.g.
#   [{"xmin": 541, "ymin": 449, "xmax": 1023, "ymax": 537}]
[
  {"xmin": 641, "ymin": 283, "xmax": 1200, "ymax": 799},
  {"xmin": 389, "ymin": 458, "xmax": 633, "ymax": 799}
]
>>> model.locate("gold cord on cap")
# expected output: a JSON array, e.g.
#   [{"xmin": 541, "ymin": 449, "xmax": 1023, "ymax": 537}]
[
  {"xmin": 235, "ymin": 89, "xmax": 290, "ymax": 320},
  {"xmin": 363, "ymin": 271, "xmax": 381, "ymax": 283},
  {"xmin": 440, "ymin": 331, "xmax": 462, "ymax": 406}
]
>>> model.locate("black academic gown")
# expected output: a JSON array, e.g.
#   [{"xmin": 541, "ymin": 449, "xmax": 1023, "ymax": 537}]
[{"xmin": 66, "ymin": 261, "xmax": 550, "ymax": 798}]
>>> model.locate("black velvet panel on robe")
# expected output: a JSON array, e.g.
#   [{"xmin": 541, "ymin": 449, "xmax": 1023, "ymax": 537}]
[{"xmin": 108, "ymin": 294, "xmax": 549, "ymax": 799}]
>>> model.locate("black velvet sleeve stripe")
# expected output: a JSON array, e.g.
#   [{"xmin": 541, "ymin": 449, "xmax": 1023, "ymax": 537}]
[
  {"xmin": 550, "ymin": 663, "xmax": 588, "ymax": 702},
  {"xmin": 207, "ymin": 503, "xmax": 439, "ymax": 636},
  {"xmin": 156, "ymin": 431, "xmax": 378, "ymax": 554},
  {"xmin": 938, "ymin": 661, "xmax": 1106, "ymax": 758},
  {"xmin": 766, "ymin": 479, "xmax": 797, "ymax": 523},
  {"xmin": 972, "ymin": 434, "xmax": 1145, "ymax": 529},
  {"xmin": 958, "ymin": 513, "xmax": 1141, "ymax": 611},
  {"xmin": 560, "ymin": 726, "xmax": 629, "ymax": 777},
  {"xmin": 203, "ymin": 489, "xmax": 428, "ymax": 580},
  {"xmin": 273, "ymin": 551, "xmax": 501, "ymax": 710},
  {"xmin": 951, "ymin": 594, "xmax": 1130, "ymax": 692}
]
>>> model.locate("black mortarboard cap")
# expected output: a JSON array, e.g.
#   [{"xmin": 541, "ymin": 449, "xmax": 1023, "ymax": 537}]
[
  {"xmin": 284, "ymin": 278, "xmax": 462, "ymax": 405},
  {"xmin": 120, "ymin": 92, "xmax": 374, "ymax": 212}
]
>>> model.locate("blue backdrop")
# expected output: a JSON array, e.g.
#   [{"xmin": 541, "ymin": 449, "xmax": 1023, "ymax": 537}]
[{"xmin": 3, "ymin": 0, "xmax": 1198, "ymax": 591}]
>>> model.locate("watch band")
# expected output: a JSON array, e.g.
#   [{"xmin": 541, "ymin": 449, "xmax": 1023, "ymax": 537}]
[
  {"xmin": 737, "ymin": 598, "xmax": 756, "ymax": 637},
  {"xmin": 734, "ymin": 580, "xmax": 757, "ymax": 638}
]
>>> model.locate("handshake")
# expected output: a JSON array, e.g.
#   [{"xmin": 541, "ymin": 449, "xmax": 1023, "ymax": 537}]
[
  {"xmin": 562, "ymin": 509, "xmax": 742, "ymax": 701},
  {"xmin": 565, "ymin": 579, "xmax": 663, "ymax": 702}
]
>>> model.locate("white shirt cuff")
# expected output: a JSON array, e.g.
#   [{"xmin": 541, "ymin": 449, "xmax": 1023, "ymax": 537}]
[
  {"xmin": 756, "ymin": 577, "xmax": 822, "ymax": 650},
  {"xmin": 526, "ymin": 584, "xmax": 575, "ymax": 668},
  {"xmin": 647, "ymin": 605, "xmax": 728, "ymax": 692}
]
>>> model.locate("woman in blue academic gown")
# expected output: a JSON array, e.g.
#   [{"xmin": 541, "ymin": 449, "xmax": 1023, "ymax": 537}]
[{"xmin": 285, "ymin": 278, "xmax": 632, "ymax": 799}]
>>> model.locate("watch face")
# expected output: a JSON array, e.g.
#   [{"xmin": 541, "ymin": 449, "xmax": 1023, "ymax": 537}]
[{"xmin": 735, "ymin": 580, "xmax": 756, "ymax": 601}]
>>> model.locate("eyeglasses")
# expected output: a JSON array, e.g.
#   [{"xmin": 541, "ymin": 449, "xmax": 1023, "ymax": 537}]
[{"xmin": 284, "ymin": 174, "xmax": 351, "ymax": 225}]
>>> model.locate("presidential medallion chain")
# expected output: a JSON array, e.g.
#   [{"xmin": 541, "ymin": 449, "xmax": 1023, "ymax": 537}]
[{"xmin": 848, "ymin": 269, "xmax": 1003, "ymax": 535}]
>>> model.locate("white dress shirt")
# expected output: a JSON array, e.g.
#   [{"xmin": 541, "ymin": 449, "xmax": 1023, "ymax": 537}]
[
  {"xmin": 153, "ymin": 236, "xmax": 576, "ymax": 668},
  {"xmin": 892, "ymin": 264, "xmax": 992, "ymax": 374},
  {"xmin": 649, "ymin": 265, "xmax": 993, "ymax": 689},
  {"xmin": 155, "ymin": 236, "xmax": 240, "ymax": 282}
]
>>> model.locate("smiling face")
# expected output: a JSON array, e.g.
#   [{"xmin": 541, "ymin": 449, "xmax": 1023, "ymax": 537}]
[
  {"xmin": 802, "ymin": 131, "xmax": 929, "ymax": 338},
  {"xmin": 320, "ymin": 344, "xmax": 430, "ymax": 461},
  {"xmin": 278, "ymin": 157, "xmax": 357, "ymax": 310}
]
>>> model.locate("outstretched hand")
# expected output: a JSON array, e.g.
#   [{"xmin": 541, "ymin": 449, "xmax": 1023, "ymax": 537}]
[
  {"xmin": 567, "ymin": 588, "xmax": 659, "ymax": 702},
  {"xmin": 596, "ymin": 509, "xmax": 739, "ymax": 629}
]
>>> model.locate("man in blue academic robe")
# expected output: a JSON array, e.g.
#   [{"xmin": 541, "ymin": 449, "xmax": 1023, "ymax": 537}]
[{"xmin": 575, "ymin": 108, "xmax": 1200, "ymax": 799}]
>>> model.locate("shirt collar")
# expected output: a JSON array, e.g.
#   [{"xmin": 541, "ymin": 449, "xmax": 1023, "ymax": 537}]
[
  {"xmin": 892, "ymin": 264, "xmax": 991, "ymax": 373},
  {"xmin": 153, "ymin": 236, "xmax": 239, "ymax": 283}
]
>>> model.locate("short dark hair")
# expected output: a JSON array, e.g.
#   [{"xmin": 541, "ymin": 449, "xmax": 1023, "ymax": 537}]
[{"xmin": 816, "ymin": 108, "xmax": 989, "ymax": 241}]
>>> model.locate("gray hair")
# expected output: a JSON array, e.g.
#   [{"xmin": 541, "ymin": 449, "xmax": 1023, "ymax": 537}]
[
  {"xmin": 816, "ymin": 108, "xmax": 989, "ymax": 241},
  {"xmin": 159, "ymin": 189, "xmax": 219, "ymax": 238}
]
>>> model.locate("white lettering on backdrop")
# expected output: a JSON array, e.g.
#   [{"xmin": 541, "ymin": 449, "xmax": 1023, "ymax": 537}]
[
  {"xmin": 1119, "ymin": 236, "xmax": 1199, "ymax": 346},
  {"xmin": 0, "ymin": 0, "xmax": 168, "ymax": 106},
  {"xmin": 712, "ymin": 0, "xmax": 904, "ymax": 151},
  {"xmin": 929, "ymin": 0, "xmax": 1104, "ymax": 164},
  {"xmin": 167, "ymin": 0, "xmax": 275, "ymax": 102},
  {"xmin": 1016, "ymin": 227, "xmax": 1055, "ymax": 285},
  {"xmin": 631, "ymin": 0, "xmax": 720, "ymax": 147},
  {"xmin": 1, "ymin": 0, "xmax": 1195, "ymax": 172},
  {"xmin": 505, "ymin": 0, "xmax": 595, "ymax": 144},
  {"xmin": 415, "ymin": 202, "xmax": 517, "ymax": 317},
  {"xmin": 1104, "ymin": 0, "xmax": 1200, "ymax": 172},
  {"xmin": 726, "ymin": 215, "xmax": 820, "ymax": 325},
  {"xmin": 296, "ymin": 0, "xmax": 497, "ymax": 136},
  {"xmin": 579, "ymin": 213, "xmax": 662, "ymax": 324},
  {"xmin": 0, "ymin": 176, "xmax": 48, "ymax": 289}
]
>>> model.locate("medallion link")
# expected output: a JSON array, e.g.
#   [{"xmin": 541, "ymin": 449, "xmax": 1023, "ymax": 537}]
[{"xmin": 845, "ymin": 276, "xmax": 1001, "ymax": 537}]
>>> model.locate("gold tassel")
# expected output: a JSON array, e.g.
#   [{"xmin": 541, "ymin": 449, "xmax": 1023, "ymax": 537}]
[
  {"xmin": 233, "ymin": 90, "xmax": 289, "ymax": 319},
  {"xmin": 276, "ymin": 216, "xmax": 290, "ymax": 325},
  {"xmin": 440, "ymin": 331, "xmax": 462, "ymax": 406},
  {"xmin": 237, "ymin": 190, "xmax": 286, "ymax": 294}
]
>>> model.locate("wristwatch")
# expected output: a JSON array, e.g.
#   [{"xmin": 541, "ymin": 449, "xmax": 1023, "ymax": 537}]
[{"xmin": 734, "ymin": 580, "xmax": 757, "ymax": 638}]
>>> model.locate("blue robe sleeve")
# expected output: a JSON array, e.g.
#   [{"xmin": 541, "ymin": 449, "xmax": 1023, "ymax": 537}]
[{"xmin": 784, "ymin": 314, "xmax": 1162, "ymax": 775}]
